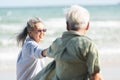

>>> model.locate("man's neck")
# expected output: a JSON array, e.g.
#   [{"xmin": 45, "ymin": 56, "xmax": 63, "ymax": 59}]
[{"xmin": 77, "ymin": 29, "xmax": 86, "ymax": 35}]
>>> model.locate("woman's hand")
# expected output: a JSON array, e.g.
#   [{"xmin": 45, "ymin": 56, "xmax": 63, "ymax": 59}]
[{"xmin": 90, "ymin": 73, "xmax": 104, "ymax": 80}]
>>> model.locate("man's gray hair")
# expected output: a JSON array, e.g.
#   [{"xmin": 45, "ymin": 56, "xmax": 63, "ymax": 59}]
[{"xmin": 66, "ymin": 5, "xmax": 90, "ymax": 30}]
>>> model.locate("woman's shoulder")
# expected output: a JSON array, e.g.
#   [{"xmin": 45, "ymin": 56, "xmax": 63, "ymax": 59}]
[{"xmin": 24, "ymin": 38, "xmax": 38, "ymax": 48}]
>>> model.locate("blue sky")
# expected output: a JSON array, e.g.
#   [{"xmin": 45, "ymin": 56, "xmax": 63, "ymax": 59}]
[{"xmin": 0, "ymin": 0, "xmax": 120, "ymax": 7}]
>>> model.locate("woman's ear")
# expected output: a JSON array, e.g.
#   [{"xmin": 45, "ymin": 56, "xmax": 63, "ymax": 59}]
[
  {"xmin": 28, "ymin": 30, "xmax": 31, "ymax": 34},
  {"xmin": 28, "ymin": 30, "xmax": 32, "ymax": 37}
]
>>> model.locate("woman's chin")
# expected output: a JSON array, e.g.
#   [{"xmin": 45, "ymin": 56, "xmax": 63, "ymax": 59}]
[{"xmin": 40, "ymin": 38, "xmax": 44, "ymax": 41}]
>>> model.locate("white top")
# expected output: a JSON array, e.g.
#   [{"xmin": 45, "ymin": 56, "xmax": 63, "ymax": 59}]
[{"xmin": 17, "ymin": 37, "xmax": 45, "ymax": 80}]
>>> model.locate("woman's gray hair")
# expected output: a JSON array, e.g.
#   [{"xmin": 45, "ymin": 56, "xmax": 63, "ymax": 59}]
[
  {"xmin": 27, "ymin": 17, "xmax": 42, "ymax": 31},
  {"xmin": 66, "ymin": 5, "xmax": 90, "ymax": 30},
  {"xmin": 17, "ymin": 17, "xmax": 42, "ymax": 46}
]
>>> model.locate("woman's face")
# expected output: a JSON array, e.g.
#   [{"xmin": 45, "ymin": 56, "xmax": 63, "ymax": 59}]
[{"xmin": 29, "ymin": 22, "xmax": 46, "ymax": 43}]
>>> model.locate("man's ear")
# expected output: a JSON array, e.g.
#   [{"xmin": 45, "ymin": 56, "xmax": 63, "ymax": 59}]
[
  {"xmin": 66, "ymin": 21, "xmax": 70, "ymax": 31},
  {"xmin": 86, "ymin": 22, "xmax": 89, "ymax": 30}
]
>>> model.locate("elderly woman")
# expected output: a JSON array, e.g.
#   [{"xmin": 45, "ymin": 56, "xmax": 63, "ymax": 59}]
[{"xmin": 16, "ymin": 17, "xmax": 46, "ymax": 80}]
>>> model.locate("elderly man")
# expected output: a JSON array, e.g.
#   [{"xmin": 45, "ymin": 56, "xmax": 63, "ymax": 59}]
[{"xmin": 34, "ymin": 5, "xmax": 103, "ymax": 80}]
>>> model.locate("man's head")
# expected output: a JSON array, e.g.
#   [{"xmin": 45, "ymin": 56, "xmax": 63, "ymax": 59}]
[{"xmin": 66, "ymin": 5, "xmax": 90, "ymax": 31}]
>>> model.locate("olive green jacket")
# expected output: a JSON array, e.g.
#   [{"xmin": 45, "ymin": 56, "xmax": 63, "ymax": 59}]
[{"xmin": 33, "ymin": 31, "xmax": 100, "ymax": 80}]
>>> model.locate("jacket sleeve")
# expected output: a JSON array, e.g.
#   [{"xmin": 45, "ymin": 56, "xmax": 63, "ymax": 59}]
[
  {"xmin": 46, "ymin": 38, "xmax": 62, "ymax": 58},
  {"xmin": 86, "ymin": 42, "xmax": 100, "ymax": 77}
]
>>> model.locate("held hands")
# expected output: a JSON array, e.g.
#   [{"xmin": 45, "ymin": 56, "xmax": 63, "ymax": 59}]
[
  {"xmin": 41, "ymin": 49, "xmax": 47, "ymax": 57},
  {"xmin": 90, "ymin": 73, "xmax": 104, "ymax": 80}
]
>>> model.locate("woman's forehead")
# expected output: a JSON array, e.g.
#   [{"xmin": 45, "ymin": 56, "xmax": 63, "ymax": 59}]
[{"xmin": 34, "ymin": 22, "xmax": 45, "ymax": 29}]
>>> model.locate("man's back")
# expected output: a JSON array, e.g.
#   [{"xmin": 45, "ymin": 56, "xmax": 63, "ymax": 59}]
[
  {"xmin": 33, "ymin": 5, "xmax": 103, "ymax": 80},
  {"xmin": 47, "ymin": 31, "xmax": 99, "ymax": 80}
]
